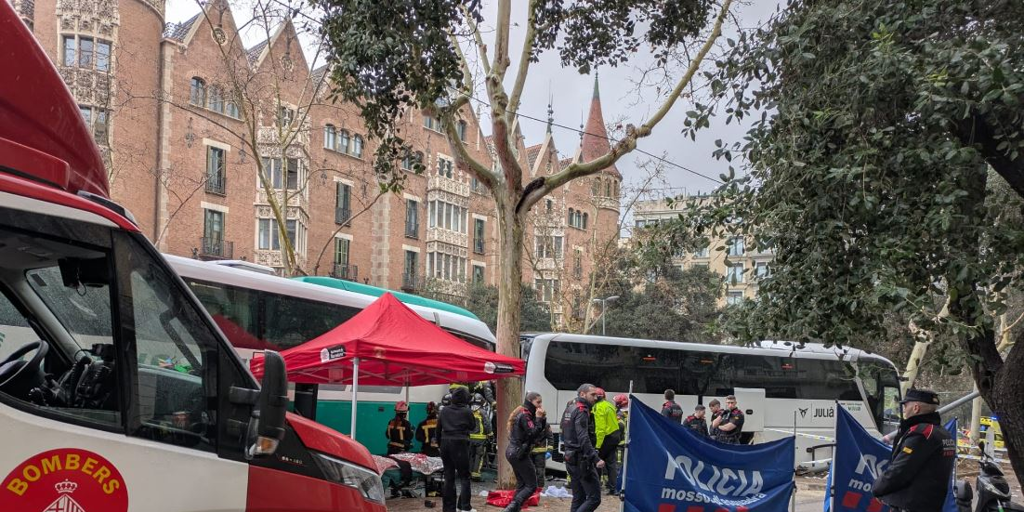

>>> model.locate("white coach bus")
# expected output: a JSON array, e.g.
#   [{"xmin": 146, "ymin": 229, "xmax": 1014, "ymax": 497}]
[
  {"xmin": 523, "ymin": 333, "xmax": 902, "ymax": 470},
  {"xmin": 165, "ymin": 255, "xmax": 497, "ymax": 454}
]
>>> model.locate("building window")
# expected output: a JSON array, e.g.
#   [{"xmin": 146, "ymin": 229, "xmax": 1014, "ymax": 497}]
[
  {"xmin": 203, "ymin": 210, "xmax": 225, "ymax": 256},
  {"xmin": 339, "ymin": 130, "xmax": 350, "ymax": 154},
  {"xmin": 258, "ymin": 219, "xmax": 280, "ymax": 250},
  {"xmin": 755, "ymin": 261, "xmax": 770, "ymax": 279},
  {"xmin": 324, "ymin": 124, "xmax": 337, "ymax": 150},
  {"xmin": 474, "ymin": 218, "xmax": 485, "ymax": 254},
  {"xmin": 726, "ymin": 291, "xmax": 743, "ymax": 306},
  {"xmin": 546, "ymin": 199, "xmax": 553, "ymax": 212},
  {"xmin": 728, "ymin": 236, "xmax": 746, "ymax": 257},
  {"xmin": 534, "ymin": 278, "xmax": 560, "ymax": 303},
  {"xmin": 336, "ymin": 182, "xmax": 351, "ymax": 224},
  {"xmin": 568, "ymin": 209, "xmax": 589, "ymax": 230},
  {"xmin": 573, "ymin": 250, "xmax": 583, "ymax": 280},
  {"xmin": 427, "ymin": 252, "xmax": 466, "ymax": 282},
  {"xmin": 334, "ymin": 237, "xmax": 350, "ymax": 266},
  {"xmin": 405, "ymin": 199, "xmax": 419, "ymax": 238},
  {"xmin": 278, "ymin": 106, "xmax": 295, "ymax": 127},
  {"xmin": 61, "ymin": 36, "xmax": 112, "ymax": 72},
  {"xmin": 190, "ymin": 77, "xmax": 206, "ymax": 106},
  {"xmin": 437, "ymin": 157, "xmax": 453, "ymax": 178},
  {"xmin": 283, "ymin": 219, "xmax": 306, "ymax": 255},
  {"xmin": 285, "ymin": 158, "xmax": 299, "ymax": 189},
  {"xmin": 78, "ymin": 105, "xmax": 110, "ymax": 145},
  {"xmin": 727, "ymin": 263, "xmax": 745, "ymax": 284},
  {"xmin": 423, "ymin": 115, "xmax": 439, "ymax": 131},
  {"xmin": 472, "ymin": 265, "xmax": 485, "ymax": 284},
  {"xmin": 353, "ymin": 135, "xmax": 364, "ymax": 158},
  {"xmin": 535, "ymin": 235, "xmax": 563, "ymax": 259},
  {"xmin": 582, "ymin": 212, "xmax": 588, "ymax": 229},
  {"xmin": 471, "ymin": 175, "xmax": 487, "ymax": 193},
  {"xmin": 208, "ymin": 86, "xmax": 224, "ymax": 113},
  {"xmin": 695, "ymin": 245, "xmax": 710, "ymax": 258},
  {"xmin": 605, "ymin": 180, "xmax": 612, "ymax": 197},
  {"xmin": 226, "ymin": 101, "xmax": 239, "ymax": 118},
  {"xmin": 404, "ymin": 251, "xmax": 419, "ymax": 285},
  {"xmin": 456, "ymin": 120, "xmax": 467, "ymax": 141},
  {"xmin": 206, "ymin": 146, "xmax": 226, "ymax": 195},
  {"xmin": 428, "ymin": 199, "xmax": 467, "ymax": 233},
  {"xmin": 62, "ymin": 36, "xmax": 75, "ymax": 67}
]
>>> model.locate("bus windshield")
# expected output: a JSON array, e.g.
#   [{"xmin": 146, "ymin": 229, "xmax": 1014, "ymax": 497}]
[{"xmin": 857, "ymin": 355, "xmax": 901, "ymax": 434}]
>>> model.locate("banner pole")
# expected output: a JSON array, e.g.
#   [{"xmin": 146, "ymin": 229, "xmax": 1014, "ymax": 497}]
[
  {"xmin": 791, "ymin": 410, "xmax": 797, "ymax": 512},
  {"xmin": 350, "ymin": 357, "xmax": 360, "ymax": 439},
  {"xmin": 618, "ymin": 380, "xmax": 634, "ymax": 512},
  {"xmin": 829, "ymin": 401, "xmax": 838, "ymax": 512}
]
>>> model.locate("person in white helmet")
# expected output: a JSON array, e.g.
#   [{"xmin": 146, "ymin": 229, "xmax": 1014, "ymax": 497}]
[{"xmin": 387, "ymin": 401, "xmax": 413, "ymax": 454}]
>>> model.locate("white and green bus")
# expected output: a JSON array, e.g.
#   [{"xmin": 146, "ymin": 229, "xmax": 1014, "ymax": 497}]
[{"xmin": 166, "ymin": 255, "xmax": 496, "ymax": 454}]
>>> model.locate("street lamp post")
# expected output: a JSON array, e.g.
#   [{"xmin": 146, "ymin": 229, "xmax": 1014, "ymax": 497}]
[{"xmin": 593, "ymin": 295, "xmax": 619, "ymax": 336}]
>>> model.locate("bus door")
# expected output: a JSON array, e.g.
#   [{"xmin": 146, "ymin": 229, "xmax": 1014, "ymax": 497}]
[
  {"xmin": 0, "ymin": 206, "xmax": 256, "ymax": 512},
  {"xmin": 733, "ymin": 387, "xmax": 765, "ymax": 434}
]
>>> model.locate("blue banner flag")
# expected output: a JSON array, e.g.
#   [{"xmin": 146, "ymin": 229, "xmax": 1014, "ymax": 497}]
[
  {"xmin": 623, "ymin": 396, "xmax": 794, "ymax": 512},
  {"xmin": 826, "ymin": 406, "xmax": 958, "ymax": 512}
]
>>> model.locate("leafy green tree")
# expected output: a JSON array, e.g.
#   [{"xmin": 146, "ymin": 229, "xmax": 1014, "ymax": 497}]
[
  {"xmin": 674, "ymin": 0, "xmax": 1024, "ymax": 477},
  {"xmin": 312, "ymin": 0, "xmax": 736, "ymax": 483}
]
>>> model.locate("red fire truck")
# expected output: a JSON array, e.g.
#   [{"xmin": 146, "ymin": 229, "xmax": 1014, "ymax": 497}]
[{"xmin": 0, "ymin": 3, "xmax": 385, "ymax": 511}]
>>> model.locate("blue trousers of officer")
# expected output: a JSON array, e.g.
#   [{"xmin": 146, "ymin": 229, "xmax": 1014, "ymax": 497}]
[{"xmin": 566, "ymin": 461, "xmax": 601, "ymax": 512}]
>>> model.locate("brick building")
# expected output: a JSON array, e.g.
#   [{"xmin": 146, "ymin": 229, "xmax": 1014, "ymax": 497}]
[{"xmin": 13, "ymin": 0, "xmax": 621, "ymax": 312}]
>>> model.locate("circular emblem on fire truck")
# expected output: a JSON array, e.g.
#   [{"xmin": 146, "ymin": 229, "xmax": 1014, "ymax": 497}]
[{"xmin": 0, "ymin": 448, "xmax": 128, "ymax": 512}]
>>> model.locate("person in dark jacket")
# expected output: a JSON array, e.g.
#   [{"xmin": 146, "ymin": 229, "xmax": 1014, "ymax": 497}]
[
  {"xmin": 683, "ymin": 404, "xmax": 710, "ymax": 438},
  {"xmin": 531, "ymin": 420, "xmax": 553, "ymax": 490},
  {"xmin": 712, "ymin": 395, "xmax": 745, "ymax": 444},
  {"xmin": 416, "ymin": 401, "xmax": 441, "ymax": 457},
  {"xmin": 873, "ymin": 389, "xmax": 955, "ymax": 512},
  {"xmin": 661, "ymin": 389, "xmax": 683, "ymax": 423},
  {"xmin": 561, "ymin": 383, "xmax": 604, "ymax": 512},
  {"xmin": 386, "ymin": 401, "xmax": 413, "ymax": 454},
  {"xmin": 439, "ymin": 387, "xmax": 477, "ymax": 512},
  {"xmin": 503, "ymin": 391, "xmax": 548, "ymax": 512}
]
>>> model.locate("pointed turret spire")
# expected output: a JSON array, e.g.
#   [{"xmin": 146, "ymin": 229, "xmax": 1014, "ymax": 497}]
[
  {"xmin": 579, "ymin": 72, "xmax": 621, "ymax": 178},
  {"xmin": 546, "ymin": 89, "xmax": 554, "ymax": 134}
]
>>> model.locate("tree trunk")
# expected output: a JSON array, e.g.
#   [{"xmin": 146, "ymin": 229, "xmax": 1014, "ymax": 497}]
[
  {"xmin": 972, "ymin": 329, "xmax": 1024, "ymax": 482},
  {"xmin": 969, "ymin": 383, "xmax": 983, "ymax": 445},
  {"xmin": 494, "ymin": 196, "xmax": 525, "ymax": 489},
  {"xmin": 901, "ymin": 338, "xmax": 931, "ymax": 395}
]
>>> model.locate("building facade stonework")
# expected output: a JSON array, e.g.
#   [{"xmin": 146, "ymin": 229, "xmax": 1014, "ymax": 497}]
[
  {"xmin": 632, "ymin": 197, "xmax": 774, "ymax": 307},
  {"xmin": 17, "ymin": 0, "xmax": 621, "ymax": 309}
]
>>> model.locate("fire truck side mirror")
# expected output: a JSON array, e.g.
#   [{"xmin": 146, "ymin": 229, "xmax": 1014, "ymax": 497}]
[{"xmin": 249, "ymin": 350, "xmax": 288, "ymax": 458}]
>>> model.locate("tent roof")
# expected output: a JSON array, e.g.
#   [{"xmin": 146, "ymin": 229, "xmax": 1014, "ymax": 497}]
[{"xmin": 250, "ymin": 293, "xmax": 522, "ymax": 385}]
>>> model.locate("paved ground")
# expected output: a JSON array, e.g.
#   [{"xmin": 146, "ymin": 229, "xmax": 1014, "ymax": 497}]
[{"xmin": 384, "ymin": 476, "xmax": 832, "ymax": 512}]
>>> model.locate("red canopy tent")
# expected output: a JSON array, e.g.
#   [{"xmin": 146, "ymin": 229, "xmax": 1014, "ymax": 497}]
[{"xmin": 249, "ymin": 292, "xmax": 523, "ymax": 437}]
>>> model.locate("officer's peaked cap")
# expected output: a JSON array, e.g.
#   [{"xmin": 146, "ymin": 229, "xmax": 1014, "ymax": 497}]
[{"xmin": 900, "ymin": 388, "xmax": 940, "ymax": 405}]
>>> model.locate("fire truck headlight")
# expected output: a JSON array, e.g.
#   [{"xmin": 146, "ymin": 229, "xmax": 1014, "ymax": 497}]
[{"xmin": 313, "ymin": 452, "xmax": 385, "ymax": 503}]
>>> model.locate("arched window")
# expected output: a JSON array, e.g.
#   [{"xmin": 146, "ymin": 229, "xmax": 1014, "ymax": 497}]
[
  {"xmin": 613, "ymin": 180, "xmax": 619, "ymax": 197},
  {"xmin": 582, "ymin": 212, "xmax": 588, "ymax": 229},
  {"xmin": 353, "ymin": 135, "xmax": 364, "ymax": 158},
  {"xmin": 208, "ymin": 86, "xmax": 224, "ymax": 113},
  {"xmin": 457, "ymin": 120, "xmax": 468, "ymax": 141},
  {"xmin": 592, "ymin": 177, "xmax": 601, "ymax": 196},
  {"xmin": 324, "ymin": 124, "xmax": 337, "ymax": 150},
  {"xmin": 568, "ymin": 208, "xmax": 575, "ymax": 225},
  {"xmin": 189, "ymin": 77, "xmax": 206, "ymax": 106},
  {"xmin": 605, "ymin": 179, "xmax": 612, "ymax": 197},
  {"xmin": 339, "ymin": 130, "xmax": 350, "ymax": 154}
]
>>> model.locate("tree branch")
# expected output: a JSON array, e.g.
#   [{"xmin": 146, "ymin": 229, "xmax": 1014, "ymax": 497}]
[
  {"xmin": 519, "ymin": 0, "xmax": 734, "ymax": 212},
  {"xmin": 492, "ymin": 0, "xmax": 512, "ymax": 80},
  {"xmin": 506, "ymin": 0, "xmax": 539, "ymax": 127},
  {"xmin": 462, "ymin": 4, "xmax": 491, "ymax": 76},
  {"xmin": 954, "ymin": 113, "xmax": 1024, "ymax": 200}
]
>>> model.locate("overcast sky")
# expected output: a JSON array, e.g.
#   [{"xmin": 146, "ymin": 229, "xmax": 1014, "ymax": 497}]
[{"xmin": 165, "ymin": 0, "xmax": 778, "ymax": 201}]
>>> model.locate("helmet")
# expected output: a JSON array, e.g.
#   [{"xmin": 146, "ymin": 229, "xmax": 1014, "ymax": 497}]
[
  {"xmin": 395, "ymin": 401, "xmax": 409, "ymax": 413},
  {"xmin": 613, "ymin": 394, "xmax": 628, "ymax": 408},
  {"xmin": 594, "ymin": 388, "xmax": 606, "ymax": 399},
  {"xmin": 426, "ymin": 401, "xmax": 437, "ymax": 414},
  {"xmin": 441, "ymin": 393, "xmax": 452, "ymax": 406}
]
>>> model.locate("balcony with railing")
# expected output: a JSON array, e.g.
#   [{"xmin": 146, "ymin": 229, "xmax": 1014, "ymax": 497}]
[
  {"xmin": 332, "ymin": 264, "xmax": 358, "ymax": 281},
  {"xmin": 335, "ymin": 207, "xmax": 351, "ymax": 225},
  {"xmin": 200, "ymin": 237, "xmax": 233, "ymax": 259},
  {"xmin": 427, "ymin": 175, "xmax": 470, "ymax": 197},
  {"xmin": 206, "ymin": 174, "xmax": 226, "ymax": 195},
  {"xmin": 401, "ymin": 273, "xmax": 420, "ymax": 292},
  {"xmin": 405, "ymin": 222, "xmax": 419, "ymax": 239}
]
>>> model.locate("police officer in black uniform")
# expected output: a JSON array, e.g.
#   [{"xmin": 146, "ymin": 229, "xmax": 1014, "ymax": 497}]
[
  {"xmin": 683, "ymin": 404, "xmax": 710, "ymax": 438},
  {"xmin": 562, "ymin": 383, "xmax": 604, "ymax": 512},
  {"xmin": 873, "ymin": 389, "xmax": 955, "ymax": 512},
  {"xmin": 713, "ymin": 395, "xmax": 744, "ymax": 444},
  {"xmin": 707, "ymin": 399, "xmax": 723, "ymax": 438},
  {"xmin": 661, "ymin": 389, "xmax": 683, "ymax": 424}
]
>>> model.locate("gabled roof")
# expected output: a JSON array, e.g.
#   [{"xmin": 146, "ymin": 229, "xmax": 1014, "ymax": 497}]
[
  {"xmin": 246, "ymin": 39, "xmax": 269, "ymax": 65},
  {"xmin": 526, "ymin": 144, "xmax": 543, "ymax": 172},
  {"xmin": 311, "ymin": 64, "xmax": 330, "ymax": 85},
  {"xmin": 163, "ymin": 13, "xmax": 200, "ymax": 41}
]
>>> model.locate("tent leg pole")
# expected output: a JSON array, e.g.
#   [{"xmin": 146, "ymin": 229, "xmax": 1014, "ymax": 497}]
[{"xmin": 351, "ymin": 357, "xmax": 360, "ymax": 439}]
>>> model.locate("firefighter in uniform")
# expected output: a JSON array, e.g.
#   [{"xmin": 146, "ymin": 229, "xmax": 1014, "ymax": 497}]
[
  {"xmin": 561, "ymin": 383, "xmax": 603, "ymax": 512},
  {"xmin": 683, "ymin": 404, "xmax": 710, "ymax": 438},
  {"xmin": 713, "ymin": 395, "xmax": 744, "ymax": 444},
  {"xmin": 873, "ymin": 389, "xmax": 955, "ymax": 512},
  {"xmin": 591, "ymin": 388, "xmax": 621, "ymax": 495},
  {"xmin": 661, "ymin": 389, "xmax": 683, "ymax": 423},
  {"xmin": 416, "ymin": 401, "xmax": 441, "ymax": 457},
  {"xmin": 531, "ymin": 418, "xmax": 554, "ymax": 489},
  {"xmin": 612, "ymin": 394, "xmax": 629, "ymax": 477},
  {"xmin": 469, "ymin": 393, "xmax": 492, "ymax": 480},
  {"xmin": 386, "ymin": 401, "xmax": 413, "ymax": 454}
]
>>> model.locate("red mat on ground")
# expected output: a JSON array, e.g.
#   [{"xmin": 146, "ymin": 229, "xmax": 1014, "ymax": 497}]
[{"xmin": 486, "ymin": 489, "xmax": 541, "ymax": 509}]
